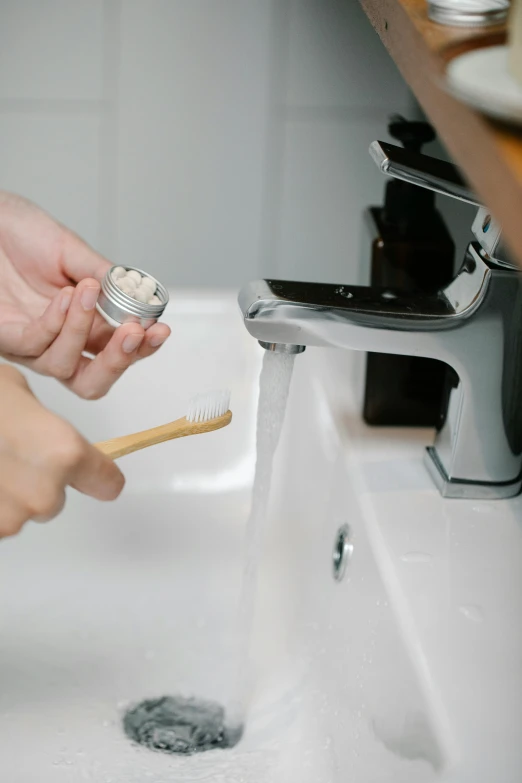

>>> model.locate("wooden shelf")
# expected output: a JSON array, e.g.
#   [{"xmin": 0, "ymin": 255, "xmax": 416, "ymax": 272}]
[{"xmin": 360, "ymin": 0, "xmax": 522, "ymax": 265}]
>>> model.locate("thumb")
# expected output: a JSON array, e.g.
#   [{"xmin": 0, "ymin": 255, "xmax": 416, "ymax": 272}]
[{"xmin": 67, "ymin": 438, "xmax": 125, "ymax": 501}]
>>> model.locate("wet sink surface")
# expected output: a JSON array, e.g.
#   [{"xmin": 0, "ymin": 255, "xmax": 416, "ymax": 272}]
[{"xmin": 1, "ymin": 291, "xmax": 521, "ymax": 782}]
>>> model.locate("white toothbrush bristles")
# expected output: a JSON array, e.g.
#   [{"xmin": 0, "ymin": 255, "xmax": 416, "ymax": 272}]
[{"xmin": 186, "ymin": 390, "xmax": 231, "ymax": 423}]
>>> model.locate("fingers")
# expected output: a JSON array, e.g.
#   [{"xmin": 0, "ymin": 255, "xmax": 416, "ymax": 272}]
[
  {"xmin": 58, "ymin": 227, "xmax": 171, "ymax": 358},
  {"xmin": 0, "ymin": 360, "xmax": 125, "ymax": 539},
  {"xmin": 35, "ymin": 278, "xmax": 100, "ymax": 380},
  {"xmin": 1, "ymin": 279, "xmax": 101, "ymax": 380},
  {"xmin": 0, "ymin": 438, "xmax": 123, "ymax": 537},
  {"xmin": 0, "ymin": 491, "xmax": 28, "ymax": 538},
  {"xmin": 86, "ymin": 319, "xmax": 171, "ymax": 360},
  {"xmin": 63, "ymin": 322, "xmax": 170, "ymax": 400},
  {"xmin": 63, "ymin": 436, "xmax": 125, "ymax": 501},
  {"xmin": 64, "ymin": 323, "xmax": 145, "ymax": 399},
  {"xmin": 0, "ymin": 286, "xmax": 74, "ymax": 358},
  {"xmin": 5, "ymin": 278, "xmax": 171, "ymax": 392},
  {"xmin": 0, "ymin": 453, "xmax": 65, "ymax": 535},
  {"xmin": 31, "ymin": 424, "xmax": 125, "ymax": 502},
  {"xmin": 138, "ymin": 322, "xmax": 171, "ymax": 359},
  {"xmin": 85, "ymin": 315, "xmax": 119, "ymax": 355}
]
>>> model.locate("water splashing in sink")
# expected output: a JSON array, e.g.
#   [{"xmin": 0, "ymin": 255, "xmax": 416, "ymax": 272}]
[{"xmin": 122, "ymin": 350, "xmax": 296, "ymax": 755}]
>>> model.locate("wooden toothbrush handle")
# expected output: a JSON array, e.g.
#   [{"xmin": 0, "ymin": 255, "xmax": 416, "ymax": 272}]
[{"xmin": 94, "ymin": 411, "xmax": 232, "ymax": 460}]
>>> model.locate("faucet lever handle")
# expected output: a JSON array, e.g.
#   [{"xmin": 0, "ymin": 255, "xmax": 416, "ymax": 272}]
[
  {"xmin": 370, "ymin": 140, "xmax": 480, "ymax": 206},
  {"xmin": 370, "ymin": 140, "xmax": 517, "ymax": 267}
]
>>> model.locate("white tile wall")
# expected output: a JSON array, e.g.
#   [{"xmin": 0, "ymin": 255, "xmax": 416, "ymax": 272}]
[
  {"xmin": 96, "ymin": 0, "xmax": 121, "ymax": 260},
  {"xmin": 273, "ymin": 119, "xmax": 393, "ymax": 284},
  {"xmin": 0, "ymin": 0, "xmax": 422, "ymax": 287},
  {"xmin": 0, "ymin": 1, "xmax": 104, "ymax": 102},
  {"xmin": 115, "ymin": 0, "xmax": 273, "ymax": 287},
  {"xmin": 285, "ymin": 0, "xmax": 409, "ymax": 111},
  {"xmin": 0, "ymin": 112, "xmax": 100, "ymax": 244},
  {"xmin": 270, "ymin": 0, "xmax": 413, "ymax": 283}
]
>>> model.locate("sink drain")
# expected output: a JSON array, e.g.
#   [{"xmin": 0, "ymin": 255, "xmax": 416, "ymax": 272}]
[
  {"xmin": 332, "ymin": 524, "xmax": 353, "ymax": 581},
  {"xmin": 123, "ymin": 695, "xmax": 243, "ymax": 755}
]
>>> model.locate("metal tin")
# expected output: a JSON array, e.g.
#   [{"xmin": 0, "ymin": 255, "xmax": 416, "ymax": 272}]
[
  {"xmin": 428, "ymin": 0, "xmax": 509, "ymax": 26},
  {"xmin": 96, "ymin": 266, "xmax": 169, "ymax": 329}
]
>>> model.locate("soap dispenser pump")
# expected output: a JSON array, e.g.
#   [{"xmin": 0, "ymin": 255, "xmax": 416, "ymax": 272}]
[{"xmin": 362, "ymin": 115, "xmax": 455, "ymax": 427}]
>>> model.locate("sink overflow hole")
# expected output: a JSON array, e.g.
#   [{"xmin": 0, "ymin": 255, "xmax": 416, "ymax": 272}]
[{"xmin": 332, "ymin": 524, "xmax": 353, "ymax": 581}]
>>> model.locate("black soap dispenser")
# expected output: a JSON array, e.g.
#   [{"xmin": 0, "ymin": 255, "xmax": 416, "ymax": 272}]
[{"xmin": 362, "ymin": 115, "xmax": 455, "ymax": 427}]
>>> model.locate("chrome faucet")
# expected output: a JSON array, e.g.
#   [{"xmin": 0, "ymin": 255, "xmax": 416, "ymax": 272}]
[{"xmin": 238, "ymin": 142, "xmax": 522, "ymax": 500}]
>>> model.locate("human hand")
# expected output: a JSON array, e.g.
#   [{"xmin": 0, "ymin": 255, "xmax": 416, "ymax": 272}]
[
  {"xmin": 0, "ymin": 365, "xmax": 124, "ymax": 537},
  {"xmin": 0, "ymin": 192, "xmax": 171, "ymax": 399}
]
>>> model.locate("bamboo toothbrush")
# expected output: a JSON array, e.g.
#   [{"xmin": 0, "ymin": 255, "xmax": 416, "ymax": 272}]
[{"xmin": 95, "ymin": 390, "xmax": 232, "ymax": 460}]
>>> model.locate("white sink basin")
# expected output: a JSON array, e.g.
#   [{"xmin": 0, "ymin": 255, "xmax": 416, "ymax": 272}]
[{"xmin": 1, "ymin": 290, "xmax": 521, "ymax": 782}]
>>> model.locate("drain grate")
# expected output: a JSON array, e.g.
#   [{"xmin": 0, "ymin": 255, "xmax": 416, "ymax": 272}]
[{"xmin": 123, "ymin": 695, "xmax": 243, "ymax": 755}]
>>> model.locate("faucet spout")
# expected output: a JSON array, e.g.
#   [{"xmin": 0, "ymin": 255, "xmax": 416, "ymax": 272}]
[
  {"xmin": 239, "ymin": 245, "xmax": 522, "ymax": 499},
  {"xmin": 258, "ymin": 341, "xmax": 306, "ymax": 355}
]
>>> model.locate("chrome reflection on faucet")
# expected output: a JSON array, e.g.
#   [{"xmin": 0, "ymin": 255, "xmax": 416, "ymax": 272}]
[{"xmin": 238, "ymin": 142, "xmax": 522, "ymax": 500}]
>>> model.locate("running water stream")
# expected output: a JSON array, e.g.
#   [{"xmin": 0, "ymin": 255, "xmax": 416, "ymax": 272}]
[
  {"xmin": 228, "ymin": 350, "xmax": 296, "ymax": 726},
  {"xmin": 122, "ymin": 349, "xmax": 297, "ymax": 755}
]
